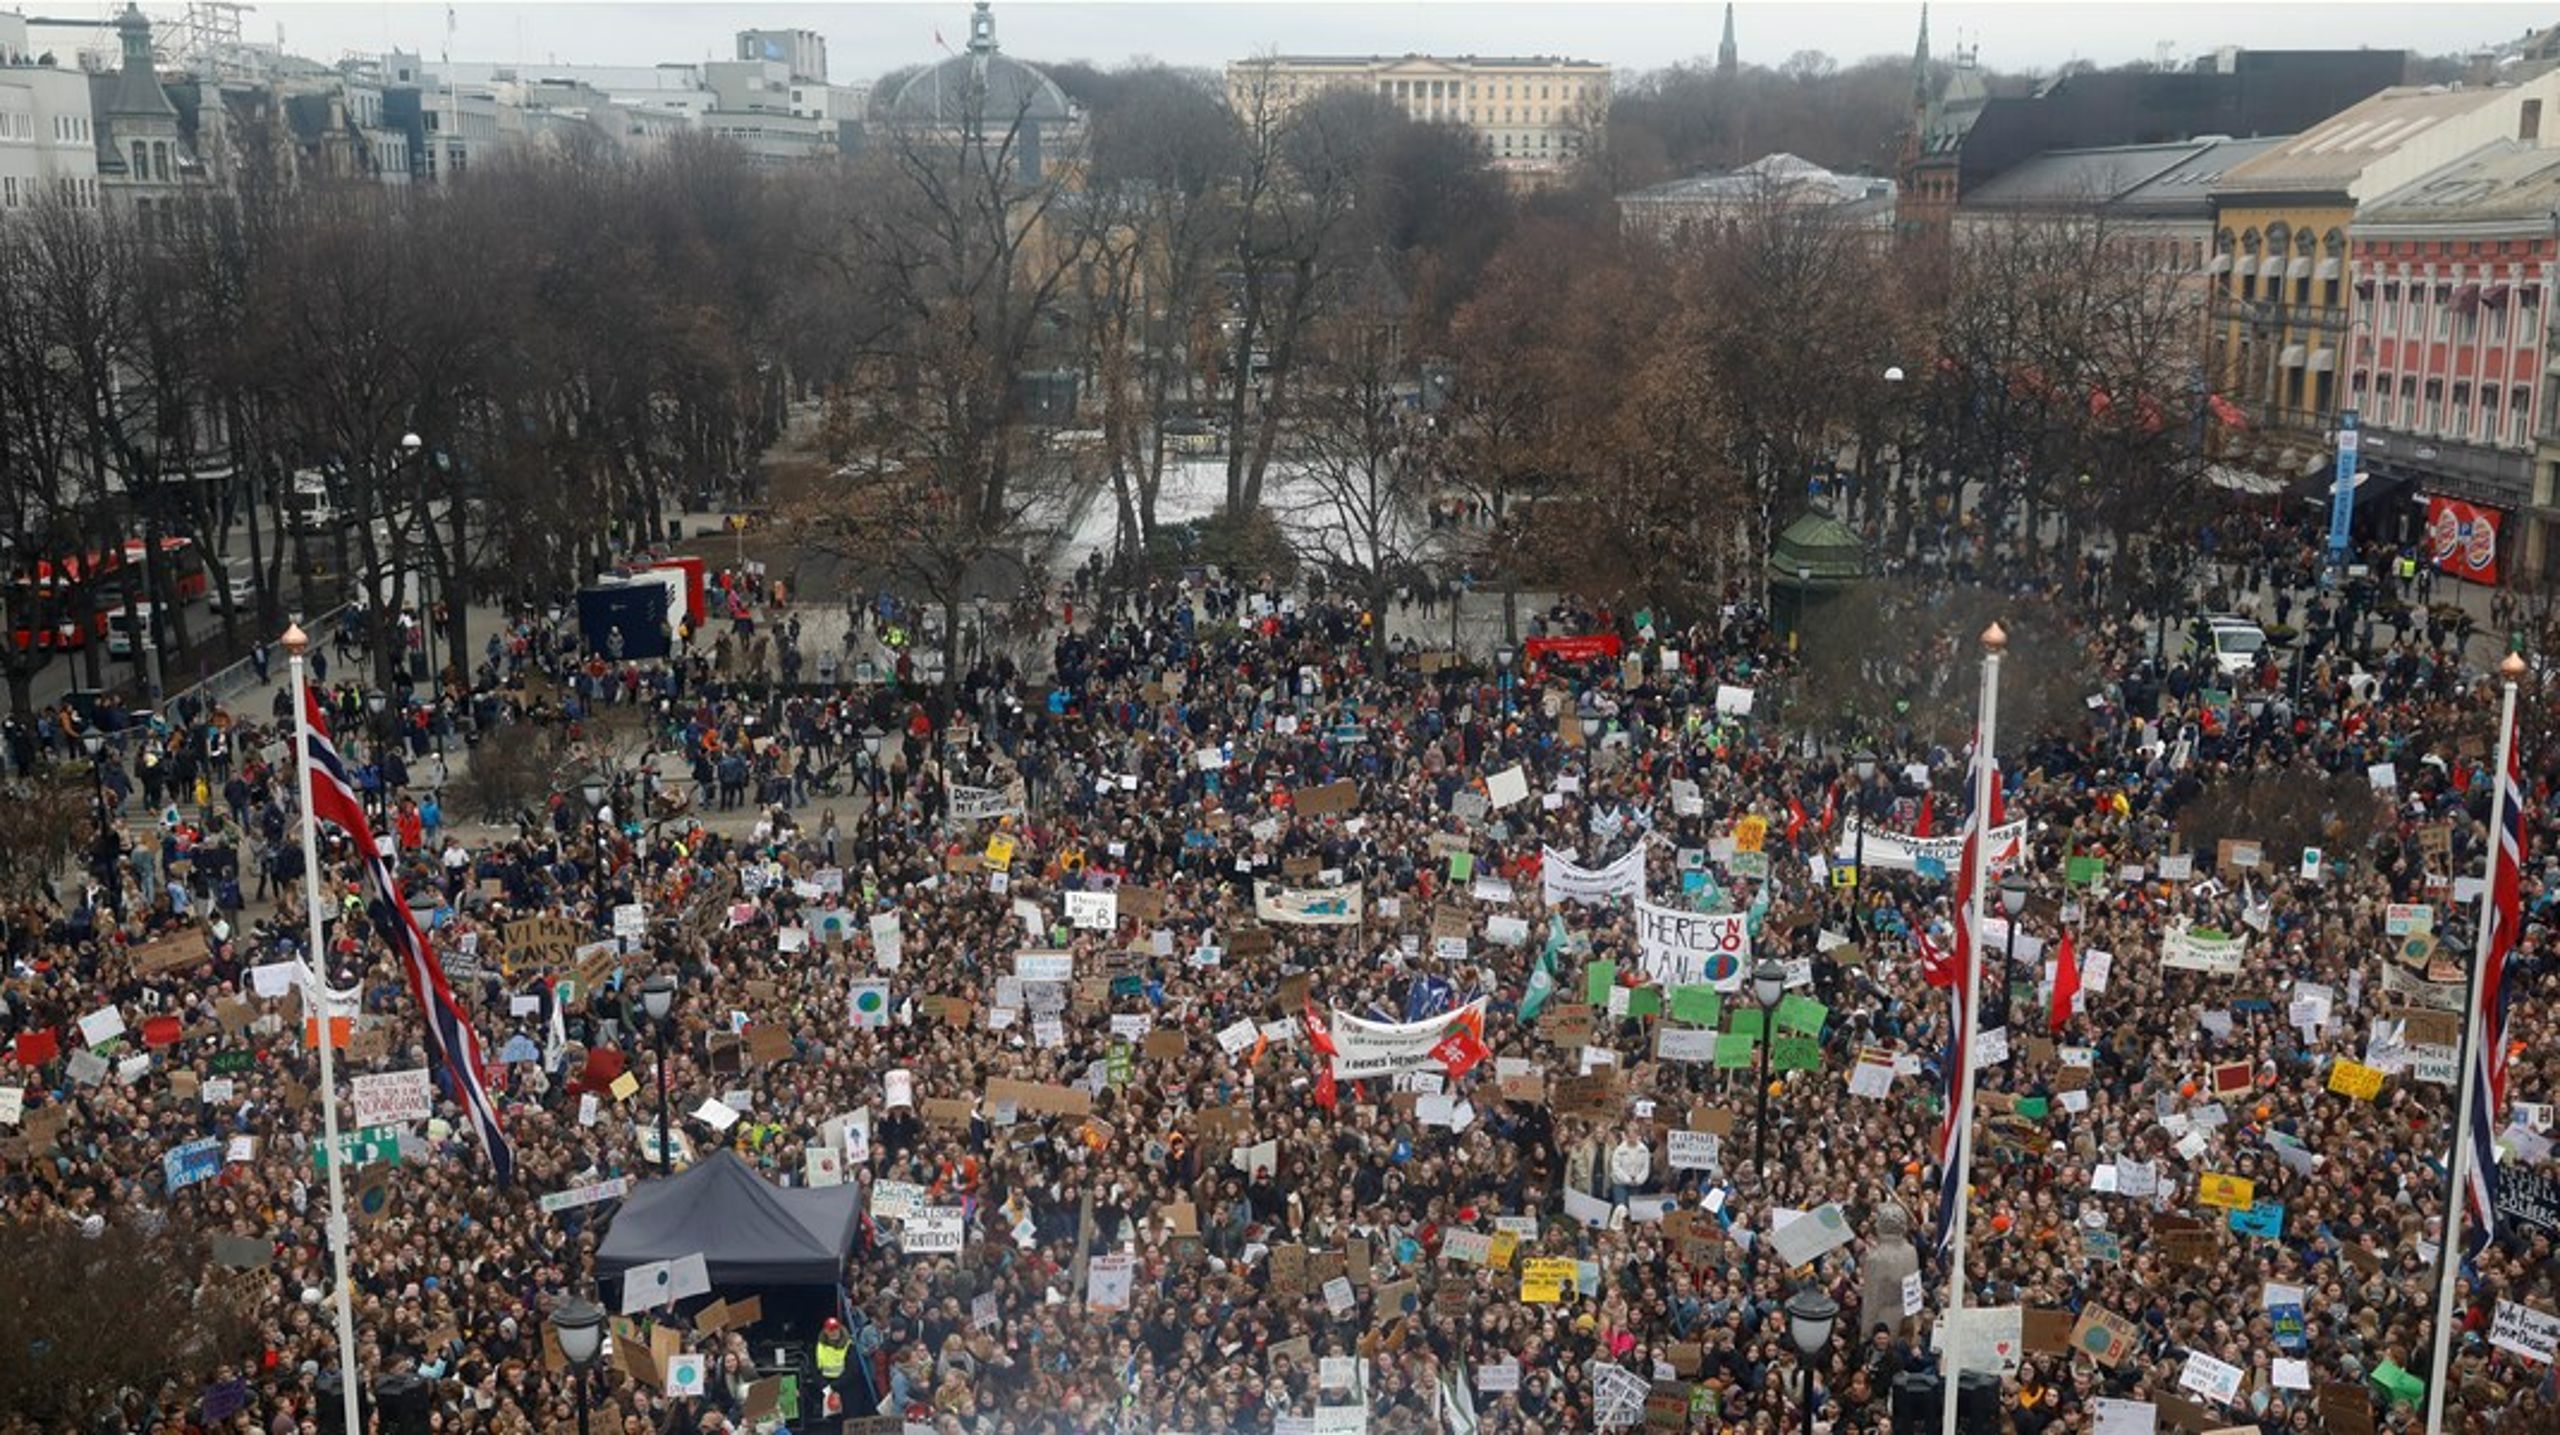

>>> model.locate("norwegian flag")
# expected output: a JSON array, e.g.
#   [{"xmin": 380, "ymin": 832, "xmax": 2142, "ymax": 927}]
[
  {"xmin": 299, "ymin": 691, "xmax": 513, "ymax": 1186},
  {"xmin": 1928, "ymin": 743, "xmax": 2002, "ymax": 1259},
  {"xmin": 2467, "ymin": 703, "xmax": 2525, "ymax": 1247}
]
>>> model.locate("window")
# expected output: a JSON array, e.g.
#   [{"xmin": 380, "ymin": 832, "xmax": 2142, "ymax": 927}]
[
  {"xmin": 2515, "ymin": 386, "xmax": 2534, "ymax": 446},
  {"xmin": 2460, "ymin": 304, "xmax": 2478, "ymax": 342},
  {"xmin": 2401, "ymin": 376, "xmax": 2418, "ymax": 426},
  {"xmin": 130, "ymin": 138, "xmax": 146, "ymax": 176},
  {"xmin": 2491, "ymin": 300, "xmax": 2509, "ymax": 344},
  {"xmin": 2482, "ymin": 385, "xmax": 2500, "ymax": 442},
  {"xmin": 2382, "ymin": 284, "xmax": 2399, "ymax": 334},
  {"xmin": 2436, "ymin": 290, "xmax": 2453, "ymax": 339},
  {"xmin": 153, "ymin": 140, "xmax": 169, "ymax": 183},
  {"xmin": 2427, "ymin": 379, "xmax": 2447, "ymax": 433}
]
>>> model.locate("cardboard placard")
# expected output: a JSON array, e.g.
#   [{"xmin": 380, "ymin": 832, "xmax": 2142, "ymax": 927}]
[
  {"xmin": 1143, "ymin": 1029, "xmax": 1188, "ymax": 1060},
  {"xmin": 1294, "ymin": 780, "xmax": 1360, "ymax": 817},
  {"xmin": 984, "ymin": 1078, "xmax": 1093, "ymax": 1117},
  {"xmin": 129, "ymin": 930, "xmax": 207, "ymax": 976}
]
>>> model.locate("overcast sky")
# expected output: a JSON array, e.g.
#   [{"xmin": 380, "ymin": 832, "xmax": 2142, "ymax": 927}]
[{"xmin": 132, "ymin": 2, "xmax": 2560, "ymax": 81}]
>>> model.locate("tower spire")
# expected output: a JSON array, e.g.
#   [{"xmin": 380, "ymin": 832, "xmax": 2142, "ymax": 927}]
[
  {"xmin": 1718, "ymin": 2, "xmax": 1738, "ymax": 77},
  {"xmin": 1912, "ymin": 2, "xmax": 1933, "ymax": 112}
]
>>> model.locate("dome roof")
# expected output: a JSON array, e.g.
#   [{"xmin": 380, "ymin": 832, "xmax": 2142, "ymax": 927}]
[{"xmin": 886, "ymin": 3, "xmax": 1071, "ymax": 128}]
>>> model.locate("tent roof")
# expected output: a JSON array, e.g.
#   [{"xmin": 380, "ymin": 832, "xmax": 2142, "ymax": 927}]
[
  {"xmin": 597, "ymin": 1152, "xmax": 858, "ymax": 1287},
  {"xmin": 1767, "ymin": 507, "xmax": 1868, "ymax": 590}
]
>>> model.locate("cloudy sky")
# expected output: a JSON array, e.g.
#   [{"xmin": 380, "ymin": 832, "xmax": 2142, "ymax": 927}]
[{"xmin": 136, "ymin": 2, "xmax": 2558, "ymax": 80}]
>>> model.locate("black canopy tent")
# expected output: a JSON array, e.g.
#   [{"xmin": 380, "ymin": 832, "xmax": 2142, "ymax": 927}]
[{"xmin": 597, "ymin": 1153, "xmax": 860, "ymax": 1325}]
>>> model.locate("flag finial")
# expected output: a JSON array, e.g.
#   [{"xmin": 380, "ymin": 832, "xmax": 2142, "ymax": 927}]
[
  {"xmin": 1982, "ymin": 621, "xmax": 2006, "ymax": 651},
  {"xmin": 282, "ymin": 622, "xmax": 308, "ymax": 655},
  {"xmin": 2500, "ymin": 652, "xmax": 2526, "ymax": 678}
]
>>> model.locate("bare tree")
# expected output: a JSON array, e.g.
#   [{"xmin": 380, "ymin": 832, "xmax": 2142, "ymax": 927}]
[
  {"xmin": 1220, "ymin": 64, "xmax": 1380, "ymax": 516},
  {"xmin": 1279, "ymin": 293, "xmax": 1433, "ymax": 671},
  {"xmin": 798, "ymin": 71, "xmax": 1090, "ymax": 698}
]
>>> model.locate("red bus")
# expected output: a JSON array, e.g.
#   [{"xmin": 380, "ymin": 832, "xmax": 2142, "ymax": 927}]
[{"xmin": 7, "ymin": 537, "xmax": 210, "ymax": 651}]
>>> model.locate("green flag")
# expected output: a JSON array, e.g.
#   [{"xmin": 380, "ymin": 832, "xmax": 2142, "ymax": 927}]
[{"xmin": 1518, "ymin": 916, "xmax": 1564, "ymax": 1023}]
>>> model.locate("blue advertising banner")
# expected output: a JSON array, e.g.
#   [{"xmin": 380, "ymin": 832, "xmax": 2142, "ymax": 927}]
[{"xmin": 2327, "ymin": 409, "xmax": 2361, "ymax": 564}]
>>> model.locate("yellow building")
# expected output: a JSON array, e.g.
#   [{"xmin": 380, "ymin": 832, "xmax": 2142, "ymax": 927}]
[
  {"xmin": 1225, "ymin": 54, "xmax": 1609, "ymax": 174},
  {"xmin": 2207, "ymin": 75, "xmax": 2560, "ymax": 475}
]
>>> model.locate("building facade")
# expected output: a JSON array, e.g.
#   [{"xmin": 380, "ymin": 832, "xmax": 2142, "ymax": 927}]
[
  {"xmin": 1224, "ymin": 52, "xmax": 1609, "ymax": 174},
  {"xmin": 2209, "ymin": 74, "xmax": 2560, "ymax": 473},
  {"xmin": 2344, "ymin": 141, "xmax": 2560, "ymax": 579},
  {"xmin": 736, "ymin": 28, "xmax": 827, "ymax": 85},
  {"xmin": 0, "ymin": 14, "xmax": 102, "ymax": 211}
]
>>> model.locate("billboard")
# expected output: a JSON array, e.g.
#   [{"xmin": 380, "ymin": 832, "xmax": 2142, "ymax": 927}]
[{"xmin": 2424, "ymin": 495, "xmax": 2502, "ymax": 586}]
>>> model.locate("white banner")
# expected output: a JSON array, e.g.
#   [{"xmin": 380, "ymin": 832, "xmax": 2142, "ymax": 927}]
[
  {"xmin": 1541, "ymin": 846, "xmax": 1647, "ymax": 905},
  {"xmin": 2161, "ymin": 924, "xmax": 2246, "ymax": 976},
  {"xmin": 947, "ymin": 784, "xmax": 1021, "ymax": 822},
  {"xmin": 1833, "ymin": 818, "xmax": 2026, "ymax": 876},
  {"xmin": 1256, "ymin": 881, "xmax": 1364, "ymax": 927},
  {"xmin": 1328, "ymin": 1001, "xmax": 1486, "ymax": 1080},
  {"xmin": 351, "ymin": 1068, "xmax": 434, "ymax": 1127},
  {"xmin": 1634, "ymin": 901, "xmax": 1750, "ymax": 988}
]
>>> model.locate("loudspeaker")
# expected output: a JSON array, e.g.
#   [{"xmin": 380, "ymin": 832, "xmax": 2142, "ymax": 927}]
[
  {"xmin": 373, "ymin": 1372, "xmax": 435, "ymax": 1435},
  {"xmin": 1889, "ymin": 1370, "xmax": 2002, "ymax": 1433}
]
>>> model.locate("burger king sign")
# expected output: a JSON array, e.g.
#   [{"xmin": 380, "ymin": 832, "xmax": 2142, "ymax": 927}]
[{"xmin": 2425, "ymin": 495, "xmax": 2502, "ymax": 586}]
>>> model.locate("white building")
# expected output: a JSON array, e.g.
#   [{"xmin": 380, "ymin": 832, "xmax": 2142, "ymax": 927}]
[{"xmin": 0, "ymin": 12, "xmax": 102, "ymax": 211}]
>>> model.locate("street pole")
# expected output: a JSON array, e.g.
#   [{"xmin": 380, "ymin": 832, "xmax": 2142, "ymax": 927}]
[
  {"xmin": 656, "ymin": 1017, "xmax": 673, "ymax": 1169},
  {"xmin": 1940, "ymin": 622, "xmax": 2005, "ymax": 1435},
  {"xmin": 2425, "ymin": 653, "xmax": 2523, "ymax": 1434},
  {"xmin": 286, "ymin": 623, "xmax": 364, "ymax": 1435}
]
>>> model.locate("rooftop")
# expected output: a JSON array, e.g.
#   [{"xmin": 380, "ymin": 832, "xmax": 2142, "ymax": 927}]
[
  {"xmin": 1240, "ymin": 54, "xmax": 1606, "ymax": 70},
  {"xmin": 2357, "ymin": 139, "xmax": 2560, "ymax": 229},
  {"xmin": 2216, "ymin": 84, "xmax": 2513, "ymax": 191}
]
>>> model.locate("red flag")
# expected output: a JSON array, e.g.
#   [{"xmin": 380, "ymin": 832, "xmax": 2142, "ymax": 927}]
[
  {"xmin": 2206, "ymin": 392, "xmax": 2247, "ymax": 429},
  {"xmin": 142, "ymin": 1015, "xmax": 183, "ymax": 1048},
  {"xmin": 2050, "ymin": 930, "xmax": 2080, "ymax": 1035},
  {"xmin": 1786, "ymin": 797, "xmax": 1808, "ymax": 846},
  {"xmin": 15, "ymin": 1028, "xmax": 60, "ymax": 1067},
  {"xmin": 1430, "ymin": 1027, "xmax": 1489, "ymax": 1080},
  {"xmin": 1915, "ymin": 792, "xmax": 1935, "ymax": 839},
  {"xmin": 1819, "ymin": 782, "xmax": 1839, "ymax": 833},
  {"xmin": 1313, "ymin": 1065, "xmax": 1338, "ymax": 1111},
  {"xmin": 1302, "ymin": 1001, "xmax": 1337, "ymax": 1058}
]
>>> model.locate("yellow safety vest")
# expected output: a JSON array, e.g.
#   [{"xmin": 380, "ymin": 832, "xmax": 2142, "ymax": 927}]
[{"xmin": 815, "ymin": 1339, "xmax": 849, "ymax": 1378}]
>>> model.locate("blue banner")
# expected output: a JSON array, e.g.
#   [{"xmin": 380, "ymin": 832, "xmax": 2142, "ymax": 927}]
[{"xmin": 2327, "ymin": 409, "xmax": 2361, "ymax": 564}]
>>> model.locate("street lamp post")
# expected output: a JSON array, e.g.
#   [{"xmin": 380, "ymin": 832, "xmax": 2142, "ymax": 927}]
[
  {"xmin": 1785, "ymin": 1286, "xmax": 1841, "ymax": 1435},
  {"xmin": 1998, "ymin": 873, "xmax": 2029, "ymax": 1029},
  {"xmin": 579, "ymin": 774, "xmax": 608, "ymax": 907},
  {"xmin": 1751, "ymin": 957, "xmax": 1786, "ymax": 1178},
  {"xmin": 642, "ymin": 973, "xmax": 677, "ymax": 1169},
  {"xmin": 1850, "ymin": 751, "xmax": 1876, "ymax": 934},
  {"xmin": 550, "ymin": 1295, "xmax": 605, "ymax": 1435},
  {"xmin": 81, "ymin": 730, "xmax": 109, "ymax": 825}
]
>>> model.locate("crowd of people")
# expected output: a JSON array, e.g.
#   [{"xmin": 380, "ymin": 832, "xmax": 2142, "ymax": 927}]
[{"xmin": 0, "ymin": 505, "xmax": 2553, "ymax": 1435}]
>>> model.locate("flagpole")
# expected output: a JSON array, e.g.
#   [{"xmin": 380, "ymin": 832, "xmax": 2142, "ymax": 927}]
[
  {"xmin": 2425, "ymin": 650, "xmax": 2523, "ymax": 1432},
  {"xmin": 1940, "ymin": 620, "xmax": 2004, "ymax": 1435},
  {"xmin": 286, "ymin": 623, "xmax": 364, "ymax": 1435}
]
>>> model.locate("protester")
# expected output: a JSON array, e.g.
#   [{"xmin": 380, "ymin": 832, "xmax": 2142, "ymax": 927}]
[{"xmin": 1, "ymin": 512, "xmax": 2553, "ymax": 1435}]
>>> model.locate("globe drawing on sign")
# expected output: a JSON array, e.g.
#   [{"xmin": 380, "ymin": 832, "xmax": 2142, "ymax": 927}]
[
  {"xmin": 2080, "ymin": 1323, "xmax": 2119, "ymax": 1358},
  {"xmin": 1702, "ymin": 950, "xmax": 1742, "ymax": 985},
  {"xmin": 853, "ymin": 988, "xmax": 887, "ymax": 1019}
]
